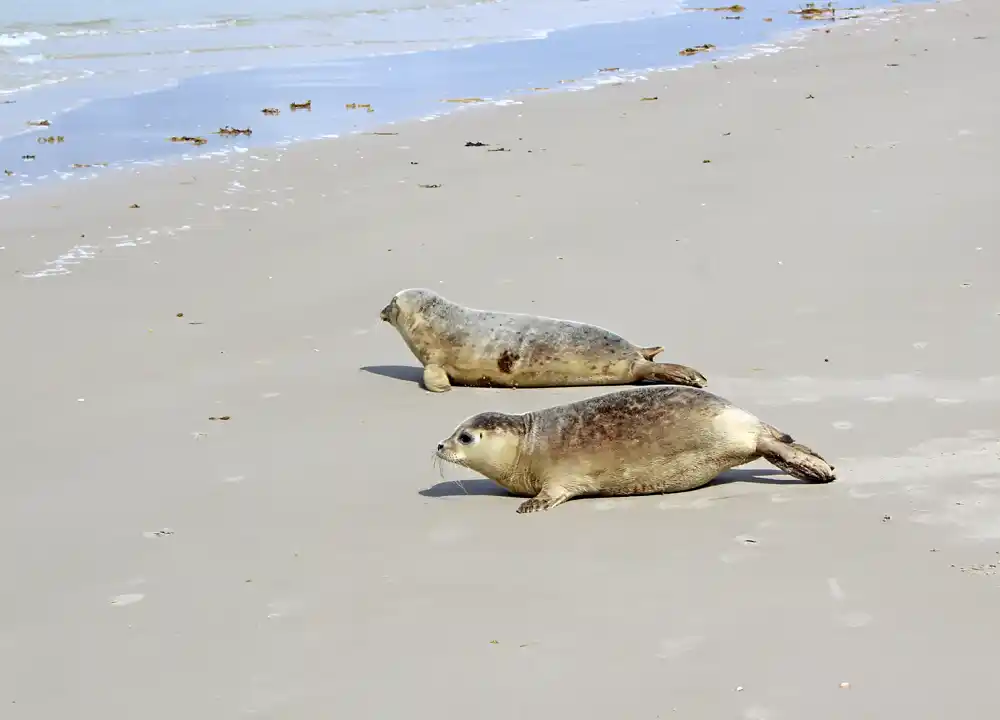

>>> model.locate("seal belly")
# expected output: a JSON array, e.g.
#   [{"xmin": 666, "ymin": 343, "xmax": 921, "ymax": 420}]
[{"xmin": 536, "ymin": 386, "xmax": 744, "ymax": 493}]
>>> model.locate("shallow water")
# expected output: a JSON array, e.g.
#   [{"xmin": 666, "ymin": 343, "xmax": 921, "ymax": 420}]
[
  {"xmin": 1, "ymin": 0, "xmax": 682, "ymax": 114},
  {"xmin": 0, "ymin": 1, "xmax": 923, "ymax": 198}
]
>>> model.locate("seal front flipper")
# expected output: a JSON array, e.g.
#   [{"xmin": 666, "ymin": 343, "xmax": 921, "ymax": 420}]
[
  {"xmin": 516, "ymin": 483, "xmax": 578, "ymax": 514},
  {"xmin": 639, "ymin": 346, "xmax": 664, "ymax": 361},
  {"xmin": 757, "ymin": 428, "xmax": 836, "ymax": 484},
  {"xmin": 633, "ymin": 361, "xmax": 708, "ymax": 388},
  {"xmin": 422, "ymin": 364, "xmax": 452, "ymax": 393}
]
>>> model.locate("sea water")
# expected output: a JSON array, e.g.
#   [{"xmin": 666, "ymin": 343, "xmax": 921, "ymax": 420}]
[{"xmin": 0, "ymin": 1, "xmax": 920, "ymax": 196}]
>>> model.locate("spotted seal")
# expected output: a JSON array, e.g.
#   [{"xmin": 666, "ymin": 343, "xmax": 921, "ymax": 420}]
[
  {"xmin": 435, "ymin": 385, "xmax": 835, "ymax": 513},
  {"xmin": 379, "ymin": 288, "xmax": 706, "ymax": 392}
]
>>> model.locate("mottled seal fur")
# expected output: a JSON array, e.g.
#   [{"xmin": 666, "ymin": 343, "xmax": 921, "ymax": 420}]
[
  {"xmin": 379, "ymin": 288, "xmax": 707, "ymax": 392},
  {"xmin": 435, "ymin": 385, "xmax": 835, "ymax": 513}
]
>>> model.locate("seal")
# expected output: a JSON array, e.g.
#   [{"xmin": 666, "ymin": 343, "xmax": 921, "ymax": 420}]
[
  {"xmin": 379, "ymin": 288, "xmax": 707, "ymax": 392},
  {"xmin": 435, "ymin": 385, "xmax": 835, "ymax": 513}
]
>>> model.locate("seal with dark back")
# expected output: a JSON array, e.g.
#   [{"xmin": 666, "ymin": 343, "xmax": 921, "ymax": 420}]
[
  {"xmin": 379, "ymin": 288, "xmax": 707, "ymax": 392},
  {"xmin": 435, "ymin": 385, "xmax": 836, "ymax": 513}
]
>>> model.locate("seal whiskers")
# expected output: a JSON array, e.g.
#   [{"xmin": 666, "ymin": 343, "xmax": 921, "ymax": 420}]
[
  {"xmin": 435, "ymin": 386, "xmax": 836, "ymax": 514},
  {"xmin": 431, "ymin": 450, "xmax": 469, "ymax": 494}
]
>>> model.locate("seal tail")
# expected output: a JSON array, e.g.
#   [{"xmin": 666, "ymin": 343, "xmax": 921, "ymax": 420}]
[
  {"xmin": 757, "ymin": 424, "xmax": 836, "ymax": 483},
  {"xmin": 633, "ymin": 360, "xmax": 708, "ymax": 388}
]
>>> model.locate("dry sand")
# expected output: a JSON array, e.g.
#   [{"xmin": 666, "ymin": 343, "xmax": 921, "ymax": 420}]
[{"xmin": 2, "ymin": 1, "xmax": 999, "ymax": 717}]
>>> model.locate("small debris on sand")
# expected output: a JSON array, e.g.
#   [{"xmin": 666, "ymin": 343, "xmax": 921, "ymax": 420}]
[
  {"xmin": 215, "ymin": 126, "xmax": 252, "ymax": 137},
  {"xmin": 169, "ymin": 136, "xmax": 208, "ymax": 146},
  {"xmin": 442, "ymin": 97, "xmax": 485, "ymax": 104},
  {"xmin": 290, "ymin": 100, "xmax": 312, "ymax": 111},
  {"xmin": 261, "ymin": 107, "xmax": 280, "ymax": 115},
  {"xmin": 679, "ymin": 44, "xmax": 717, "ymax": 57},
  {"xmin": 465, "ymin": 141, "xmax": 489, "ymax": 147},
  {"xmin": 418, "ymin": 184, "xmax": 442, "ymax": 189},
  {"xmin": 687, "ymin": 4, "xmax": 745, "ymax": 11},
  {"xmin": 26, "ymin": 119, "xmax": 51, "ymax": 127},
  {"xmin": 790, "ymin": 3, "xmax": 836, "ymax": 21}
]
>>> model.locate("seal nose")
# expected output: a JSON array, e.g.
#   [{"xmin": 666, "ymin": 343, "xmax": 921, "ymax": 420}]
[{"xmin": 437, "ymin": 443, "xmax": 444, "ymax": 451}]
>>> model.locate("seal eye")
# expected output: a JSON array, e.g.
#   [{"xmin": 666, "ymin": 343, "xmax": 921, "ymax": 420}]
[{"xmin": 457, "ymin": 431, "xmax": 475, "ymax": 445}]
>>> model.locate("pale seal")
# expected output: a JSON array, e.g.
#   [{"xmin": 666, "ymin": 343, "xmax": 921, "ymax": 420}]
[
  {"xmin": 379, "ymin": 288, "xmax": 707, "ymax": 392},
  {"xmin": 435, "ymin": 385, "xmax": 835, "ymax": 513}
]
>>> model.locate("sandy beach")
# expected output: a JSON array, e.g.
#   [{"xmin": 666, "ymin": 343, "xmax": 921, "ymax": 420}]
[{"xmin": 2, "ymin": 1, "xmax": 1000, "ymax": 717}]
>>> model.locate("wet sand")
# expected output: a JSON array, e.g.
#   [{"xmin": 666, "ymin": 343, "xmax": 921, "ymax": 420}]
[{"xmin": 2, "ymin": 1, "xmax": 1000, "ymax": 717}]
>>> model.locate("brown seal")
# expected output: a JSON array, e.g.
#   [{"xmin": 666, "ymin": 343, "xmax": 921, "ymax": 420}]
[
  {"xmin": 379, "ymin": 288, "xmax": 706, "ymax": 392},
  {"xmin": 435, "ymin": 385, "xmax": 835, "ymax": 513}
]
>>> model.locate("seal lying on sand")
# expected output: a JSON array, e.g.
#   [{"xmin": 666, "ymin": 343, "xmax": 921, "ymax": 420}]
[
  {"xmin": 435, "ymin": 385, "xmax": 835, "ymax": 513},
  {"xmin": 379, "ymin": 288, "xmax": 706, "ymax": 392}
]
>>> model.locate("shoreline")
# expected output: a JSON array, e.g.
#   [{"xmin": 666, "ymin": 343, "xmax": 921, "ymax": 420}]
[
  {"xmin": 4, "ymin": 0, "xmax": 1000, "ymax": 716},
  {"xmin": 0, "ymin": 0, "xmax": 927, "ymax": 202}
]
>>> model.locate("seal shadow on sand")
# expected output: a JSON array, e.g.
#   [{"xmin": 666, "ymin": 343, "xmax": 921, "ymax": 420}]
[
  {"xmin": 362, "ymin": 365, "xmax": 425, "ymax": 384},
  {"xmin": 362, "ymin": 365, "xmax": 696, "ymax": 388},
  {"xmin": 420, "ymin": 468, "xmax": 802, "ymax": 500}
]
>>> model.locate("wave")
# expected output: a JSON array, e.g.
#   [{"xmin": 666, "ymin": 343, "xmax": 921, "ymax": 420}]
[{"xmin": 0, "ymin": 31, "xmax": 47, "ymax": 48}]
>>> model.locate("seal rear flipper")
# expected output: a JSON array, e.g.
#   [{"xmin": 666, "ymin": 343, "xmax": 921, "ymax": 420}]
[
  {"xmin": 757, "ymin": 433, "xmax": 836, "ymax": 484},
  {"xmin": 633, "ymin": 361, "xmax": 708, "ymax": 388}
]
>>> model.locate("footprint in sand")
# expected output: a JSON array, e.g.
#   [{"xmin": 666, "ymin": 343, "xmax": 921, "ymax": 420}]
[
  {"xmin": 266, "ymin": 599, "xmax": 304, "ymax": 620},
  {"xmin": 838, "ymin": 611, "xmax": 873, "ymax": 628},
  {"xmin": 110, "ymin": 593, "xmax": 145, "ymax": 607},
  {"xmin": 719, "ymin": 533, "xmax": 765, "ymax": 564},
  {"xmin": 592, "ymin": 499, "xmax": 623, "ymax": 511},
  {"xmin": 848, "ymin": 487, "xmax": 877, "ymax": 499}
]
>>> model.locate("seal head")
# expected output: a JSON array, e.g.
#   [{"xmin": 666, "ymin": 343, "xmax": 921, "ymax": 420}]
[{"xmin": 436, "ymin": 411, "xmax": 533, "ymax": 494}]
